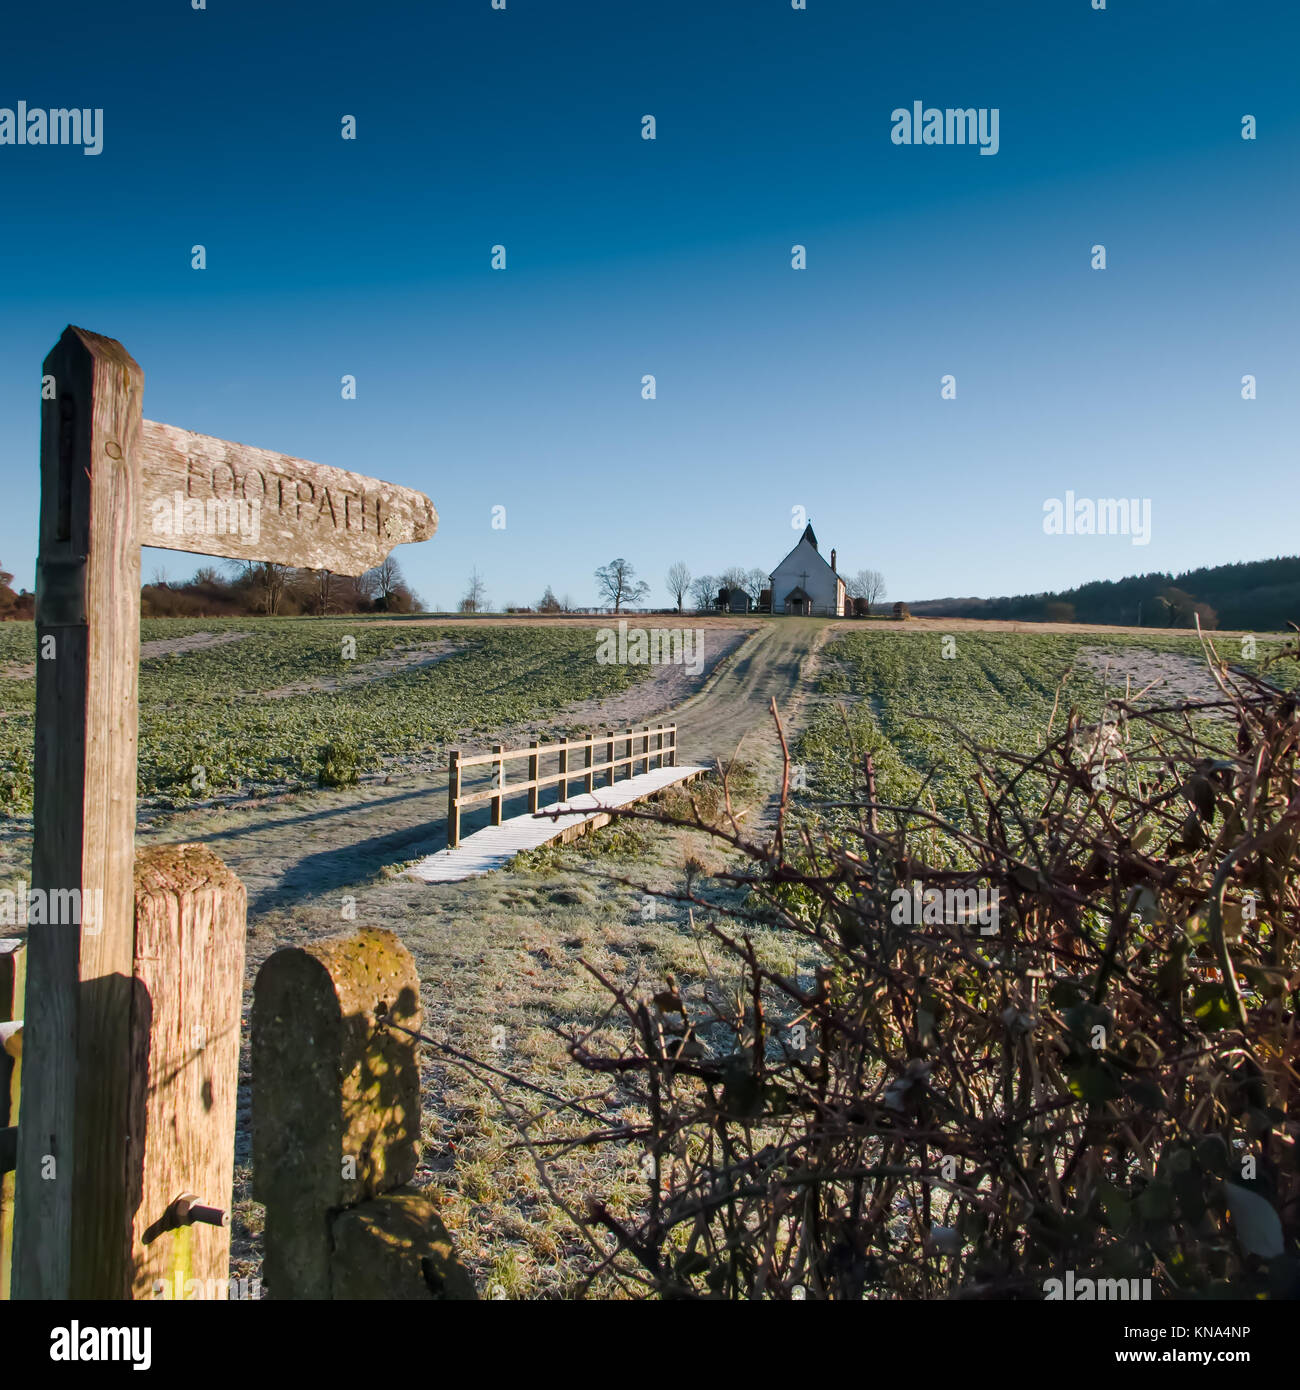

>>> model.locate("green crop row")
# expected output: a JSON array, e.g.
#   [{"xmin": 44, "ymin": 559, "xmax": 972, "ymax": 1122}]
[
  {"xmin": 0, "ymin": 618, "xmax": 651, "ymax": 811},
  {"xmin": 794, "ymin": 629, "xmax": 1295, "ymax": 852}
]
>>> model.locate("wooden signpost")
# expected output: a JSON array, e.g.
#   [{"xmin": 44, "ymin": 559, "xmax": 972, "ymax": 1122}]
[{"xmin": 11, "ymin": 325, "xmax": 437, "ymax": 1300}]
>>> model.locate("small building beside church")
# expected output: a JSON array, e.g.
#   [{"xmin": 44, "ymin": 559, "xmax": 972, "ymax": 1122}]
[{"xmin": 770, "ymin": 523, "xmax": 846, "ymax": 617}]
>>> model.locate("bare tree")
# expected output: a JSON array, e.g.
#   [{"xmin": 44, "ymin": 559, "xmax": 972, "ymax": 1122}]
[
  {"xmin": 0, "ymin": 563, "xmax": 20, "ymax": 618},
  {"xmin": 353, "ymin": 567, "xmax": 380, "ymax": 605},
  {"xmin": 459, "ymin": 567, "xmax": 489, "ymax": 614},
  {"xmin": 665, "ymin": 562, "xmax": 692, "ymax": 612},
  {"xmin": 594, "ymin": 558, "xmax": 649, "ymax": 613},
  {"xmin": 716, "ymin": 566, "xmax": 765, "ymax": 607},
  {"xmin": 299, "ymin": 568, "xmax": 338, "ymax": 616},
  {"xmin": 368, "ymin": 555, "xmax": 404, "ymax": 611},
  {"xmin": 690, "ymin": 574, "xmax": 718, "ymax": 611},
  {"xmin": 240, "ymin": 560, "xmax": 292, "ymax": 615},
  {"xmin": 335, "ymin": 570, "xmax": 381, "ymax": 612},
  {"xmin": 264, "ymin": 563, "xmax": 291, "ymax": 615},
  {"xmin": 848, "ymin": 568, "xmax": 886, "ymax": 611}
]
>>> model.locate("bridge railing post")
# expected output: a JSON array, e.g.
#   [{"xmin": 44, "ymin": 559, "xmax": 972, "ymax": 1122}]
[
  {"xmin": 447, "ymin": 750, "xmax": 461, "ymax": 848},
  {"xmin": 490, "ymin": 744, "xmax": 504, "ymax": 826}
]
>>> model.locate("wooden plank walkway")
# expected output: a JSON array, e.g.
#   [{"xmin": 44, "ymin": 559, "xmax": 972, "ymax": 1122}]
[{"xmin": 406, "ymin": 764, "xmax": 707, "ymax": 883}]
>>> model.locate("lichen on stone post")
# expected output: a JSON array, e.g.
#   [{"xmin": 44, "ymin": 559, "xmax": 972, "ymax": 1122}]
[
  {"xmin": 331, "ymin": 1190, "xmax": 477, "ymax": 1300},
  {"xmin": 251, "ymin": 927, "xmax": 422, "ymax": 1299}
]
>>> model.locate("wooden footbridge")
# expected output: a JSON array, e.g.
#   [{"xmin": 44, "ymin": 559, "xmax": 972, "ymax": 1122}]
[{"xmin": 407, "ymin": 724, "xmax": 706, "ymax": 884}]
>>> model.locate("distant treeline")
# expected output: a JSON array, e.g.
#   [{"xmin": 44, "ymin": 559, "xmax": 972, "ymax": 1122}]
[
  {"xmin": 1, "ymin": 559, "xmax": 422, "ymax": 621},
  {"xmin": 0, "ymin": 564, "xmax": 34, "ymax": 620},
  {"xmin": 909, "ymin": 556, "xmax": 1300, "ymax": 632},
  {"xmin": 139, "ymin": 559, "xmax": 422, "ymax": 619}
]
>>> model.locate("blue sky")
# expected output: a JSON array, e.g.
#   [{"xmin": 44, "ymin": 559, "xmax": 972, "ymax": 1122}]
[{"xmin": 1, "ymin": 0, "xmax": 1296, "ymax": 610}]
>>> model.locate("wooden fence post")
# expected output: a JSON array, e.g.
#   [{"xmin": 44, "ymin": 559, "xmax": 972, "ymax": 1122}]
[
  {"xmin": 15, "ymin": 326, "xmax": 143, "ymax": 1300},
  {"xmin": 447, "ymin": 750, "xmax": 461, "ymax": 849},
  {"xmin": 0, "ymin": 941, "xmax": 25, "ymax": 1023},
  {"xmin": 558, "ymin": 744, "xmax": 569, "ymax": 802},
  {"xmin": 251, "ymin": 928, "xmax": 473, "ymax": 1300},
  {"xmin": 128, "ymin": 845, "xmax": 246, "ymax": 1300},
  {"xmin": 655, "ymin": 724, "xmax": 664, "ymax": 770},
  {"xmin": 584, "ymin": 741, "xmax": 594, "ymax": 794},
  {"xmin": 527, "ymin": 740, "xmax": 539, "ymax": 814},
  {"xmin": 1, "ymin": 940, "xmax": 24, "ymax": 1301},
  {"xmin": 624, "ymin": 730, "xmax": 633, "ymax": 782},
  {"xmin": 491, "ymin": 743, "xmax": 505, "ymax": 826},
  {"xmin": 0, "ymin": 1023, "xmax": 20, "ymax": 1303},
  {"xmin": 606, "ymin": 733, "xmax": 616, "ymax": 787},
  {"xmin": 669, "ymin": 726, "xmax": 677, "ymax": 767}
]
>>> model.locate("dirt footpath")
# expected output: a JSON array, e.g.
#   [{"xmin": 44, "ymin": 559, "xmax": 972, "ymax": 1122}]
[{"xmin": 1072, "ymin": 645, "xmax": 1226, "ymax": 704}]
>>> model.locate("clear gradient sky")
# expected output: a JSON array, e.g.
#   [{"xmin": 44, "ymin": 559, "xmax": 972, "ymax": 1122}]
[{"xmin": 1, "ymin": 0, "xmax": 1296, "ymax": 610}]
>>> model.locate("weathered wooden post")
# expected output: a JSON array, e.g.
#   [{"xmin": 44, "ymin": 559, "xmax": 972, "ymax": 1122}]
[
  {"xmin": 0, "ymin": 941, "xmax": 25, "ymax": 1022},
  {"xmin": 655, "ymin": 723, "xmax": 664, "ymax": 770},
  {"xmin": 0, "ymin": 1023, "xmax": 20, "ymax": 1303},
  {"xmin": 1, "ymin": 940, "xmax": 24, "ymax": 1300},
  {"xmin": 558, "ymin": 743, "xmax": 569, "ymax": 802},
  {"xmin": 624, "ymin": 729, "xmax": 633, "ymax": 782},
  {"xmin": 527, "ymin": 739, "xmax": 540, "ymax": 814},
  {"xmin": 447, "ymin": 750, "xmax": 461, "ymax": 849},
  {"xmin": 251, "ymin": 928, "xmax": 474, "ymax": 1300},
  {"xmin": 491, "ymin": 743, "xmax": 505, "ymax": 826},
  {"xmin": 128, "ymin": 845, "xmax": 246, "ymax": 1300},
  {"xmin": 605, "ymin": 733, "xmax": 616, "ymax": 787},
  {"xmin": 16, "ymin": 327, "xmax": 144, "ymax": 1300},
  {"xmin": 584, "ymin": 741, "xmax": 594, "ymax": 794}
]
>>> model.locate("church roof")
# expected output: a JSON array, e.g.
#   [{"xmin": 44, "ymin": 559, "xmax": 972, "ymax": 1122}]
[{"xmin": 770, "ymin": 521, "xmax": 845, "ymax": 588}]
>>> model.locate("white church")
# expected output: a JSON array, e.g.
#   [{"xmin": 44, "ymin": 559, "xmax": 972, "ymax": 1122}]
[{"xmin": 769, "ymin": 522, "xmax": 847, "ymax": 617}]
